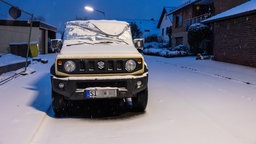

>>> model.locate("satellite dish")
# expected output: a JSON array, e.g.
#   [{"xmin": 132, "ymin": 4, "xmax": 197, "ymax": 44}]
[{"xmin": 9, "ymin": 7, "xmax": 21, "ymax": 19}]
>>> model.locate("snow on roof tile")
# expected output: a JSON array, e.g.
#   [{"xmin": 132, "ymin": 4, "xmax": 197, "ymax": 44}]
[
  {"xmin": 203, "ymin": 0, "xmax": 256, "ymax": 23},
  {"xmin": 169, "ymin": 0, "xmax": 198, "ymax": 14}
]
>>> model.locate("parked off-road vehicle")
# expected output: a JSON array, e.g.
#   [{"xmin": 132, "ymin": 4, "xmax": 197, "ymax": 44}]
[{"xmin": 50, "ymin": 20, "xmax": 148, "ymax": 116}]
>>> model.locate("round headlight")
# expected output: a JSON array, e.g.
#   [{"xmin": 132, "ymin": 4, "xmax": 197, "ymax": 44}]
[
  {"xmin": 125, "ymin": 59, "xmax": 136, "ymax": 72},
  {"xmin": 64, "ymin": 60, "xmax": 76, "ymax": 72}
]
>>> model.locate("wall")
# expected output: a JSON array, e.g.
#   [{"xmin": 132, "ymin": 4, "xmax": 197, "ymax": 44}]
[
  {"xmin": 171, "ymin": 5, "xmax": 193, "ymax": 47},
  {"xmin": 0, "ymin": 26, "xmax": 40, "ymax": 53},
  {"xmin": 159, "ymin": 14, "xmax": 172, "ymax": 42},
  {"xmin": 214, "ymin": 0, "xmax": 249, "ymax": 15},
  {"xmin": 213, "ymin": 14, "xmax": 256, "ymax": 67}
]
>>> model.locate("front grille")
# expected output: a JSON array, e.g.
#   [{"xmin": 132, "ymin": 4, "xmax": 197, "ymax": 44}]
[
  {"xmin": 77, "ymin": 80, "xmax": 127, "ymax": 89},
  {"xmin": 57, "ymin": 58, "xmax": 143, "ymax": 74}
]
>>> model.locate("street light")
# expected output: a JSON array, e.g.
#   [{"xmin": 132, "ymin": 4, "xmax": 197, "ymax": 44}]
[{"xmin": 84, "ymin": 5, "xmax": 106, "ymax": 18}]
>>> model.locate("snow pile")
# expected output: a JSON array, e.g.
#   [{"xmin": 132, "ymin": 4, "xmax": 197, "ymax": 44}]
[
  {"xmin": 0, "ymin": 54, "xmax": 26, "ymax": 67},
  {"xmin": 143, "ymin": 43, "xmax": 189, "ymax": 57}
]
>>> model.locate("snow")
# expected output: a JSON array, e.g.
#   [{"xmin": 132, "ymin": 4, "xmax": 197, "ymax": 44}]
[
  {"xmin": 143, "ymin": 42, "xmax": 189, "ymax": 57},
  {"xmin": 1, "ymin": 54, "xmax": 256, "ymax": 144},
  {"xmin": 66, "ymin": 20, "xmax": 129, "ymax": 36},
  {"xmin": 0, "ymin": 54, "xmax": 26, "ymax": 67},
  {"xmin": 9, "ymin": 41, "xmax": 38, "ymax": 45},
  {"xmin": 188, "ymin": 23, "xmax": 208, "ymax": 32},
  {"xmin": 63, "ymin": 20, "xmax": 134, "ymax": 46},
  {"xmin": 203, "ymin": 0, "xmax": 256, "ymax": 23},
  {"xmin": 58, "ymin": 42, "xmax": 143, "ymax": 59},
  {"xmin": 0, "ymin": 53, "xmax": 57, "ymax": 144},
  {"xmin": 169, "ymin": 0, "xmax": 197, "ymax": 14}
]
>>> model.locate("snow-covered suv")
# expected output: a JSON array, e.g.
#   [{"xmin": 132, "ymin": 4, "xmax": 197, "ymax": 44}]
[{"xmin": 50, "ymin": 20, "xmax": 148, "ymax": 116}]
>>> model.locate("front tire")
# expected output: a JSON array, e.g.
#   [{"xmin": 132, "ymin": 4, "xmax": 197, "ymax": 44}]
[
  {"xmin": 52, "ymin": 90, "xmax": 68, "ymax": 117},
  {"xmin": 132, "ymin": 88, "xmax": 148, "ymax": 112}
]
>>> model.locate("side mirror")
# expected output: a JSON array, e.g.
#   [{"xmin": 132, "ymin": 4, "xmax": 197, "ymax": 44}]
[
  {"xmin": 50, "ymin": 39, "xmax": 62, "ymax": 53},
  {"xmin": 133, "ymin": 38, "xmax": 144, "ymax": 52}
]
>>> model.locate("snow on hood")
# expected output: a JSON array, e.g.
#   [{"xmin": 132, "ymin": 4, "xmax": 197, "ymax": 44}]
[{"xmin": 59, "ymin": 44, "xmax": 140, "ymax": 57}]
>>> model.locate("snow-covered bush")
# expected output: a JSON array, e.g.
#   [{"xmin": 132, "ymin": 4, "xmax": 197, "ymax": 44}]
[
  {"xmin": 172, "ymin": 44, "xmax": 189, "ymax": 51},
  {"xmin": 188, "ymin": 23, "xmax": 212, "ymax": 55},
  {"xmin": 143, "ymin": 48, "xmax": 188, "ymax": 57},
  {"xmin": 143, "ymin": 42, "xmax": 189, "ymax": 57}
]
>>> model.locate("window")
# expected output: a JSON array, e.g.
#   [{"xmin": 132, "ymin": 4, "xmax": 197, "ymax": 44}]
[
  {"xmin": 166, "ymin": 27, "xmax": 170, "ymax": 35},
  {"xmin": 175, "ymin": 15, "xmax": 183, "ymax": 28},
  {"xmin": 175, "ymin": 37, "xmax": 183, "ymax": 46},
  {"xmin": 162, "ymin": 28, "xmax": 165, "ymax": 36}
]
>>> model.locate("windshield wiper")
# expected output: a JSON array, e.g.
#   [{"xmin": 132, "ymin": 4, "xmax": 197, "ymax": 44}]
[
  {"xmin": 96, "ymin": 36, "xmax": 128, "ymax": 45},
  {"xmin": 66, "ymin": 41, "xmax": 93, "ymax": 46},
  {"xmin": 66, "ymin": 41, "xmax": 113, "ymax": 47}
]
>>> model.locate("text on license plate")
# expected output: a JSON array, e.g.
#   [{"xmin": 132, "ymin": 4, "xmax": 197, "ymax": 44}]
[{"xmin": 85, "ymin": 88, "xmax": 117, "ymax": 98}]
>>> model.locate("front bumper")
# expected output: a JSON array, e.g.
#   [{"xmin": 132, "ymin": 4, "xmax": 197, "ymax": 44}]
[{"xmin": 51, "ymin": 72, "xmax": 148, "ymax": 100}]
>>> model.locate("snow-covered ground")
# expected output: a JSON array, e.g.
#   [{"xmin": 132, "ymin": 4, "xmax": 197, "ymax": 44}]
[
  {"xmin": 0, "ymin": 54, "xmax": 256, "ymax": 144},
  {"xmin": 0, "ymin": 54, "xmax": 26, "ymax": 67}
]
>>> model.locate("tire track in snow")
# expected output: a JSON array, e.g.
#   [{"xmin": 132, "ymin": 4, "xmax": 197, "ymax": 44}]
[{"xmin": 156, "ymin": 60, "xmax": 256, "ymax": 88}]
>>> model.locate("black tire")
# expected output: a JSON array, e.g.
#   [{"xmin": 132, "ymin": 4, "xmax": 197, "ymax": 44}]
[
  {"xmin": 52, "ymin": 90, "xmax": 68, "ymax": 117},
  {"xmin": 132, "ymin": 88, "xmax": 148, "ymax": 112}
]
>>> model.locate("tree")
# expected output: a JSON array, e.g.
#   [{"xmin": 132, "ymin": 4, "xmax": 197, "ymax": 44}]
[
  {"xmin": 188, "ymin": 23, "xmax": 212, "ymax": 55},
  {"xmin": 130, "ymin": 22, "xmax": 142, "ymax": 39}
]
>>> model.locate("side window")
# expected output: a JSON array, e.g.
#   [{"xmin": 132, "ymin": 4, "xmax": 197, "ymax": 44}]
[
  {"xmin": 162, "ymin": 28, "xmax": 165, "ymax": 36},
  {"xmin": 175, "ymin": 15, "xmax": 183, "ymax": 28}
]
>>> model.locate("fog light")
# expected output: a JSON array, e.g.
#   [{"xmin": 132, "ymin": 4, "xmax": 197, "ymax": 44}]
[
  {"xmin": 58, "ymin": 83, "xmax": 65, "ymax": 89},
  {"xmin": 136, "ymin": 81, "xmax": 142, "ymax": 88}
]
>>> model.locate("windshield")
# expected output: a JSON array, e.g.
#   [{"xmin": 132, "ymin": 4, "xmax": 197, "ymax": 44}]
[{"xmin": 63, "ymin": 20, "xmax": 133, "ymax": 46}]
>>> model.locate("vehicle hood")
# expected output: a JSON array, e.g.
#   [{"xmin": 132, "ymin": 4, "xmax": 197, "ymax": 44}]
[{"xmin": 58, "ymin": 44, "xmax": 141, "ymax": 58}]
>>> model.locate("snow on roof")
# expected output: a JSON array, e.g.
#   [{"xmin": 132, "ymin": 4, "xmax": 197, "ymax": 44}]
[
  {"xmin": 165, "ymin": 7, "xmax": 176, "ymax": 19},
  {"xmin": 203, "ymin": 0, "xmax": 256, "ymax": 23},
  {"xmin": 169, "ymin": 0, "xmax": 198, "ymax": 14},
  {"xmin": 157, "ymin": 7, "xmax": 175, "ymax": 28},
  {"xmin": 195, "ymin": 0, "xmax": 214, "ymax": 5}
]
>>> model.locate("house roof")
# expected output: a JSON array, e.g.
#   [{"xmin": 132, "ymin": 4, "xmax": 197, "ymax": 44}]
[
  {"xmin": 195, "ymin": 0, "xmax": 214, "ymax": 5},
  {"xmin": 157, "ymin": 7, "xmax": 176, "ymax": 28},
  {"xmin": 168, "ymin": 0, "xmax": 199, "ymax": 15},
  {"xmin": 203, "ymin": 0, "xmax": 256, "ymax": 23},
  {"xmin": 0, "ymin": 20, "xmax": 57, "ymax": 32}
]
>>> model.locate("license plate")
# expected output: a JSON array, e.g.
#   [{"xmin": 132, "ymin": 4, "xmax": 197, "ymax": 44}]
[{"xmin": 85, "ymin": 88, "xmax": 117, "ymax": 98}]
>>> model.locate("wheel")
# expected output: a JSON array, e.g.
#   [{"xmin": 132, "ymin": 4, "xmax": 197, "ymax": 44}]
[
  {"xmin": 132, "ymin": 88, "xmax": 148, "ymax": 112},
  {"xmin": 52, "ymin": 90, "xmax": 68, "ymax": 117}
]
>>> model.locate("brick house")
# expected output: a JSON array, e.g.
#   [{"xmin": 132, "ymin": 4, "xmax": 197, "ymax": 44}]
[
  {"xmin": 157, "ymin": 7, "xmax": 175, "ymax": 42},
  {"xmin": 203, "ymin": 0, "xmax": 256, "ymax": 67},
  {"xmin": 169, "ymin": 0, "xmax": 214, "ymax": 48},
  {"xmin": 214, "ymin": 0, "xmax": 249, "ymax": 15}
]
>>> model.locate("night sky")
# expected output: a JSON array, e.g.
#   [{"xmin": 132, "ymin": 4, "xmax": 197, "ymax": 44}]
[{"xmin": 1, "ymin": 0, "xmax": 185, "ymax": 30}]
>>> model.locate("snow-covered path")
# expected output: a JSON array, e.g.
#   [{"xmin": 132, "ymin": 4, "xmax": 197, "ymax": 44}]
[{"xmin": 1, "ymin": 55, "xmax": 256, "ymax": 144}]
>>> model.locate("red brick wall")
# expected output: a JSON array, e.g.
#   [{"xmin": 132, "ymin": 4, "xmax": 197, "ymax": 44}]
[
  {"xmin": 172, "ymin": 6, "xmax": 193, "ymax": 33},
  {"xmin": 214, "ymin": 0, "xmax": 249, "ymax": 14},
  {"xmin": 213, "ymin": 14, "xmax": 256, "ymax": 67}
]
